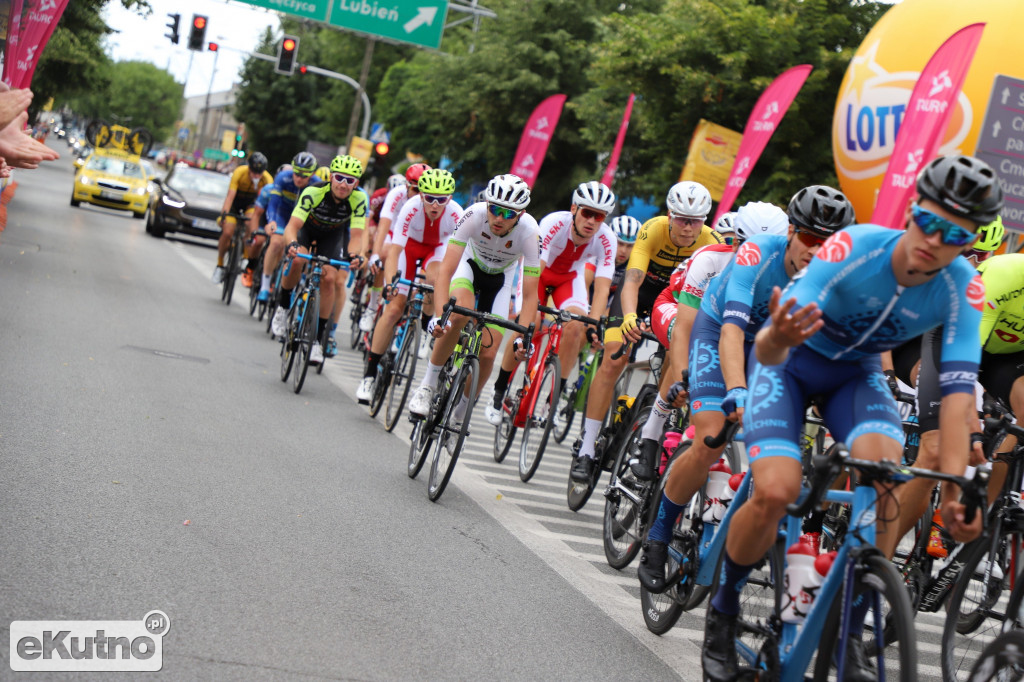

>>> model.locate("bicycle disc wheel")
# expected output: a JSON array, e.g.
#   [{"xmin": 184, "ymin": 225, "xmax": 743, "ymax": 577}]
[
  {"xmin": 385, "ymin": 319, "xmax": 419, "ymax": 432},
  {"xmin": 813, "ymin": 554, "xmax": 916, "ymax": 682},
  {"xmin": 967, "ymin": 628, "xmax": 1024, "ymax": 681},
  {"xmin": 407, "ymin": 419, "xmax": 432, "ymax": 479},
  {"xmin": 493, "ymin": 362, "xmax": 525, "ymax": 463},
  {"xmin": 602, "ymin": 400, "xmax": 653, "ymax": 569},
  {"xmin": 279, "ymin": 303, "xmax": 298, "ymax": 381},
  {"xmin": 942, "ymin": 522, "xmax": 1023, "ymax": 681},
  {"xmin": 519, "ymin": 357, "xmax": 560, "ymax": 482},
  {"xmin": 292, "ymin": 291, "xmax": 318, "ymax": 394},
  {"xmin": 427, "ymin": 357, "xmax": 478, "ymax": 502}
]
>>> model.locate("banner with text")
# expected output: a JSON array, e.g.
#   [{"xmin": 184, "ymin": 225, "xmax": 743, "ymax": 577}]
[
  {"xmin": 3, "ymin": 0, "xmax": 70, "ymax": 89},
  {"xmin": 712, "ymin": 64, "xmax": 813, "ymax": 226},
  {"xmin": 2, "ymin": 0, "xmax": 22, "ymax": 86},
  {"xmin": 680, "ymin": 119, "xmax": 743, "ymax": 202},
  {"xmin": 871, "ymin": 23, "xmax": 986, "ymax": 229},
  {"xmin": 510, "ymin": 94, "xmax": 566, "ymax": 188},
  {"xmin": 600, "ymin": 93, "xmax": 634, "ymax": 189}
]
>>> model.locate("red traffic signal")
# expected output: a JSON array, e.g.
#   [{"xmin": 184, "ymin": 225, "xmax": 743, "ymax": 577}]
[
  {"xmin": 298, "ymin": 65, "xmax": 307, "ymax": 74},
  {"xmin": 187, "ymin": 14, "xmax": 208, "ymax": 51},
  {"xmin": 374, "ymin": 142, "xmax": 390, "ymax": 156},
  {"xmin": 193, "ymin": 16, "xmax": 206, "ymax": 29},
  {"xmin": 283, "ymin": 38, "xmax": 296, "ymax": 51},
  {"xmin": 208, "ymin": 42, "xmax": 218, "ymax": 52},
  {"xmin": 276, "ymin": 35, "xmax": 299, "ymax": 75}
]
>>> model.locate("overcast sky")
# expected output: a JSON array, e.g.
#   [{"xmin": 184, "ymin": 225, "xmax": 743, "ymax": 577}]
[{"xmin": 102, "ymin": 0, "xmax": 281, "ymax": 99}]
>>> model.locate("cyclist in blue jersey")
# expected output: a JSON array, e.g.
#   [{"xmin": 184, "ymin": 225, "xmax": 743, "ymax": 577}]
[
  {"xmin": 260, "ymin": 152, "xmax": 321, "ymax": 307},
  {"xmin": 702, "ymin": 155, "xmax": 1004, "ymax": 682}
]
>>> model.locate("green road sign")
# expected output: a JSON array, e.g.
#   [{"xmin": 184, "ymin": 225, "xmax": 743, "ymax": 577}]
[
  {"xmin": 204, "ymin": 148, "xmax": 230, "ymax": 161},
  {"xmin": 235, "ymin": 0, "xmax": 448, "ymax": 49}
]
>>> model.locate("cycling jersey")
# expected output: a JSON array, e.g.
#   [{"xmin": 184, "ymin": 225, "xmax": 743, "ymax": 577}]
[
  {"xmin": 292, "ymin": 184, "xmax": 367, "ymax": 261},
  {"xmin": 266, "ymin": 168, "xmax": 323, "ymax": 231},
  {"xmin": 228, "ymin": 165, "xmax": 273, "ymax": 215},
  {"xmin": 539, "ymin": 211, "xmax": 616, "ymax": 279},
  {"xmin": 702, "ymin": 235, "xmax": 791, "ymax": 342},
  {"xmin": 977, "ymin": 253, "xmax": 1024, "ymax": 354},
  {"xmin": 449, "ymin": 202, "xmax": 541, "ymax": 276},
  {"xmin": 255, "ymin": 185, "xmax": 272, "ymax": 212},
  {"xmin": 651, "ymin": 243, "xmax": 734, "ymax": 349},
  {"xmin": 393, "ymin": 196, "xmax": 464, "ymax": 249},
  {"xmin": 626, "ymin": 216, "xmax": 724, "ymax": 288}
]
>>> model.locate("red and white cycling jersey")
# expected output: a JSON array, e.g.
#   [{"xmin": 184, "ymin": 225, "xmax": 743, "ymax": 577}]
[
  {"xmin": 663, "ymin": 243, "xmax": 735, "ymax": 307},
  {"xmin": 538, "ymin": 211, "xmax": 617, "ymax": 279},
  {"xmin": 392, "ymin": 196, "xmax": 464, "ymax": 248},
  {"xmin": 381, "ymin": 185, "xmax": 415, "ymax": 235}
]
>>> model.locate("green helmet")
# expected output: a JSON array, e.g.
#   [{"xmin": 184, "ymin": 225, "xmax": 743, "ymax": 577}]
[
  {"xmin": 329, "ymin": 155, "xmax": 363, "ymax": 178},
  {"xmin": 975, "ymin": 215, "xmax": 1005, "ymax": 252},
  {"xmin": 418, "ymin": 168, "xmax": 455, "ymax": 195}
]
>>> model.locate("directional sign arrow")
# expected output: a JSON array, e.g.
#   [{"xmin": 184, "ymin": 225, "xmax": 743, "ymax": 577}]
[
  {"xmin": 994, "ymin": 120, "xmax": 1002, "ymax": 138},
  {"xmin": 404, "ymin": 7, "xmax": 437, "ymax": 33}
]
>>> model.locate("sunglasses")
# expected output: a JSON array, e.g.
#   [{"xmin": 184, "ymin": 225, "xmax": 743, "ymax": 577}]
[
  {"xmin": 331, "ymin": 173, "xmax": 358, "ymax": 185},
  {"xmin": 488, "ymin": 203, "xmax": 520, "ymax": 220},
  {"xmin": 793, "ymin": 229, "xmax": 828, "ymax": 248},
  {"xmin": 293, "ymin": 171, "xmax": 313, "ymax": 179},
  {"xmin": 578, "ymin": 207, "xmax": 607, "ymax": 222},
  {"xmin": 965, "ymin": 248, "xmax": 993, "ymax": 263},
  {"xmin": 422, "ymin": 194, "xmax": 450, "ymax": 205},
  {"xmin": 723, "ymin": 235, "xmax": 735, "ymax": 246},
  {"xmin": 669, "ymin": 213, "xmax": 703, "ymax": 226},
  {"xmin": 911, "ymin": 204, "xmax": 978, "ymax": 247}
]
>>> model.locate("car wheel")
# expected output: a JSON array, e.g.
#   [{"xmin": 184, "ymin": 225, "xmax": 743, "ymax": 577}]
[
  {"xmin": 145, "ymin": 209, "xmax": 165, "ymax": 238},
  {"xmin": 70, "ymin": 197, "xmax": 80, "ymax": 207},
  {"xmin": 133, "ymin": 209, "xmax": 146, "ymax": 220}
]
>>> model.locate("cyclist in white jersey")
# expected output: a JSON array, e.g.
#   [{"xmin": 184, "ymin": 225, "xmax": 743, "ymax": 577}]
[{"xmin": 408, "ymin": 174, "xmax": 541, "ymax": 423}]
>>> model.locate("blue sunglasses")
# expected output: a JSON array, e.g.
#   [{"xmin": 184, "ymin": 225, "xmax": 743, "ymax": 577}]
[
  {"xmin": 488, "ymin": 203, "xmax": 520, "ymax": 220},
  {"xmin": 911, "ymin": 205, "xmax": 978, "ymax": 247}
]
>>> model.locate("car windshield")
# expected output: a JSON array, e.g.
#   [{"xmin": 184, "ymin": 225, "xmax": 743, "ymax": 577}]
[
  {"xmin": 168, "ymin": 168, "xmax": 230, "ymax": 195},
  {"xmin": 86, "ymin": 154, "xmax": 145, "ymax": 178}
]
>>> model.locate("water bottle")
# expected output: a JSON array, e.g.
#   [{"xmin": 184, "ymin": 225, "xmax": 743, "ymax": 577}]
[
  {"xmin": 659, "ymin": 431, "xmax": 684, "ymax": 477},
  {"xmin": 723, "ymin": 472, "xmax": 743, "ymax": 505},
  {"xmin": 782, "ymin": 540, "xmax": 830, "ymax": 623},
  {"xmin": 702, "ymin": 460, "xmax": 733, "ymax": 523}
]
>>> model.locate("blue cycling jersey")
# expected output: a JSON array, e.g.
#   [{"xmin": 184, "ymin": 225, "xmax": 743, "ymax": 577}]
[
  {"xmin": 782, "ymin": 224, "xmax": 983, "ymax": 395},
  {"xmin": 266, "ymin": 169, "xmax": 323, "ymax": 228},
  {"xmin": 702, "ymin": 234, "xmax": 790, "ymax": 342},
  {"xmin": 255, "ymin": 184, "xmax": 272, "ymax": 211}
]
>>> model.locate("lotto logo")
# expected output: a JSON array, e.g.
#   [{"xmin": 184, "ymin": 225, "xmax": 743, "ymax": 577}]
[
  {"xmin": 966, "ymin": 274, "xmax": 986, "ymax": 312},
  {"xmin": 749, "ymin": 445, "xmax": 761, "ymax": 458},
  {"xmin": 817, "ymin": 231, "xmax": 853, "ymax": 263},
  {"xmin": 735, "ymin": 242, "xmax": 762, "ymax": 267}
]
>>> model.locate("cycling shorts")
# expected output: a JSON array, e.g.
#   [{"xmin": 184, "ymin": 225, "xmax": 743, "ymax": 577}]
[
  {"xmin": 604, "ymin": 282, "xmax": 659, "ymax": 345},
  {"xmin": 452, "ymin": 258, "xmax": 513, "ymax": 330},
  {"xmin": 687, "ymin": 310, "xmax": 753, "ymax": 414},
  {"xmin": 394, "ymin": 240, "xmax": 443, "ymax": 297},
  {"xmin": 652, "ymin": 298, "xmax": 678, "ymax": 349},
  {"xmin": 538, "ymin": 268, "xmax": 589, "ymax": 313},
  {"xmin": 297, "ymin": 226, "xmax": 348, "ymax": 263},
  {"xmin": 274, "ymin": 220, "xmax": 287, "ymax": 236},
  {"xmin": 744, "ymin": 344, "xmax": 904, "ymax": 463}
]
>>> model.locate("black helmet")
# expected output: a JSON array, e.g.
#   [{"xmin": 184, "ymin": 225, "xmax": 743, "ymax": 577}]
[
  {"xmin": 916, "ymin": 154, "xmax": 1004, "ymax": 224},
  {"xmin": 787, "ymin": 185, "xmax": 857, "ymax": 237},
  {"xmin": 291, "ymin": 151, "xmax": 317, "ymax": 174},
  {"xmin": 248, "ymin": 152, "xmax": 268, "ymax": 174}
]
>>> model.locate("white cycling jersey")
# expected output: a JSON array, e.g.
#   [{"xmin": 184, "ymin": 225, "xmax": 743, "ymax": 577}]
[
  {"xmin": 381, "ymin": 185, "xmax": 415, "ymax": 232},
  {"xmin": 538, "ymin": 210, "xmax": 617, "ymax": 279},
  {"xmin": 392, "ymin": 196, "xmax": 464, "ymax": 248},
  {"xmin": 674, "ymin": 243, "xmax": 734, "ymax": 307},
  {"xmin": 449, "ymin": 202, "xmax": 541, "ymax": 276}
]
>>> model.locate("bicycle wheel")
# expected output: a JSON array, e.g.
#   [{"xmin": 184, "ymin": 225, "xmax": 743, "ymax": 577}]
[
  {"xmin": 603, "ymin": 400, "xmax": 653, "ymax": 569},
  {"xmin": 427, "ymin": 357, "xmax": 478, "ymax": 502},
  {"xmin": 519, "ymin": 356, "xmax": 560, "ymax": 482},
  {"xmin": 407, "ymin": 418, "xmax": 432, "ymax": 479},
  {"xmin": 715, "ymin": 540, "xmax": 784, "ymax": 670},
  {"xmin": 368, "ymin": 353, "xmax": 390, "ymax": 418},
  {"xmin": 554, "ymin": 357, "xmax": 583, "ymax": 444},
  {"xmin": 293, "ymin": 291, "xmax": 318, "ymax": 394},
  {"xmin": 493, "ymin": 362, "xmax": 525, "ymax": 463},
  {"xmin": 315, "ymin": 323, "xmax": 330, "ymax": 375},
  {"xmin": 385, "ymin": 319, "xmax": 419, "ymax": 432},
  {"xmin": 813, "ymin": 554, "xmax": 916, "ymax": 682},
  {"xmin": 349, "ymin": 281, "xmax": 365, "ymax": 350},
  {"xmin": 222, "ymin": 232, "xmax": 242, "ymax": 305},
  {"xmin": 248, "ymin": 250, "xmax": 263, "ymax": 316},
  {"xmin": 942, "ymin": 521, "xmax": 1024, "ymax": 681},
  {"xmin": 968, "ymin": 628, "xmax": 1024, "ymax": 681},
  {"xmin": 279, "ymin": 302, "xmax": 298, "ymax": 381}
]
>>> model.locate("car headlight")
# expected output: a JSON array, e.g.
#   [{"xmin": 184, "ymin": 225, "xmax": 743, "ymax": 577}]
[
  {"xmin": 132, "ymin": 186, "xmax": 147, "ymax": 196},
  {"xmin": 78, "ymin": 175, "xmax": 91, "ymax": 185},
  {"xmin": 161, "ymin": 195, "xmax": 186, "ymax": 209}
]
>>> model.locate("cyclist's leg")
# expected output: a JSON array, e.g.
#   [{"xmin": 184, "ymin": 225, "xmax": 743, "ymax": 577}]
[
  {"xmin": 261, "ymin": 225, "xmax": 287, "ymax": 296},
  {"xmin": 242, "ymin": 208, "xmax": 260, "ymax": 260},
  {"xmin": 489, "ymin": 265, "xmax": 529, "ymax": 411},
  {"xmin": 473, "ymin": 266, "xmax": 514, "ymax": 393},
  {"xmin": 554, "ymin": 271, "xmax": 589, "ymax": 388},
  {"xmin": 216, "ymin": 215, "xmax": 237, "ymax": 266},
  {"xmin": 576, "ymin": 292, "xmax": 631, "ymax": 461}
]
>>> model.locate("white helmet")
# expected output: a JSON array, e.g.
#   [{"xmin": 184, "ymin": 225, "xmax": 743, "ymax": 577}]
[
  {"xmin": 666, "ymin": 181, "xmax": 712, "ymax": 218},
  {"xmin": 734, "ymin": 201, "xmax": 789, "ymax": 240},
  {"xmin": 610, "ymin": 216, "xmax": 641, "ymax": 243},
  {"xmin": 572, "ymin": 181, "xmax": 616, "ymax": 213},
  {"xmin": 486, "ymin": 173, "xmax": 531, "ymax": 210},
  {"xmin": 714, "ymin": 211, "xmax": 738, "ymax": 235},
  {"xmin": 387, "ymin": 174, "xmax": 407, "ymax": 191}
]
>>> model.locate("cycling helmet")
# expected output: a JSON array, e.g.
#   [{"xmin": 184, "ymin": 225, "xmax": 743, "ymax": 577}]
[
  {"xmin": 916, "ymin": 154, "xmax": 1004, "ymax": 224},
  {"xmin": 734, "ymin": 201, "xmax": 789, "ymax": 240},
  {"xmin": 974, "ymin": 215, "xmax": 1005, "ymax": 252},
  {"xmin": 329, "ymin": 154, "xmax": 364, "ymax": 177},
  {"xmin": 387, "ymin": 174, "xmax": 407, "ymax": 190},
  {"xmin": 666, "ymin": 181, "xmax": 712, "ymax": 218},
  {"xmin": 418, "ymin": 168, "xmax": 456, "ymax": 195},
  {"xmin": 485, "ymin": 173, "xmax": 531, "ymax": 210},
  {"xmin": 474, "ymin": 190, "xmax": 488, "ymax": 205},
  {"xmin": 275, "ymin": 163, "xmax": 291, "ymax": 176},
  {"xmin": 610, "ymin": 216, "xmax": 641, "ymax": 243},
  {"xmin": 572, "ymin": 181, "xmax": 616, "ymax": 213},
  {"xmin": 405, "ymin": 163, "xmax": 431, "ymax": 184},
  {"xmin": 787, "ymin": 185, "xmax": 856, "ymax": 237},
  {"xmin": 715, "ymin": 212, "xmax": 738, "ymax": 235},
  {"xmin": 291, "ymin": 151, "xmax": 317, "ymax": 175},
  {"xmin": 314, "ymin": 166, "xmax": 330, "ymax": 182},
  {"xmin": 370, "ymin": 187, "xmax": 389, "ymax": 213},
  {"xmin": 248, "ymin": 152, "xmax": 268, "ymax": 174}
]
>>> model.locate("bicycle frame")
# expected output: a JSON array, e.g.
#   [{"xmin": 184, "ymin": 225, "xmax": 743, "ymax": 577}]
[{"xmin": 510, "ymin": 321, "xmax": 562, "ymax": 429}]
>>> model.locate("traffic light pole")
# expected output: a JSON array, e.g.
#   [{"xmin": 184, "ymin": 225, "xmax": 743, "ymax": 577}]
[{"xmin": 198, "ymin": 46, "xmax": 220, "ymax": 157}]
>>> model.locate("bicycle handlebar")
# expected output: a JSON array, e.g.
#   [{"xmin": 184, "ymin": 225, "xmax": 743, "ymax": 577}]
[
  {"xmin": 611, "ymin": 330, "xmax": 660, "ymax": 360},
  {"xmin": 536, "ymin": 304, "xmax": 603, "ymax": 331},
  {"xmin": 439, "ymin": 297, "xmax": 534, "ymax": 339},
  {"xmin": 703, "ymin": 419, "xmax": 740, "ymax": 449},
  {"xmin": 392, "ymin": 273, "xmax": 434, "ymax": 294},
  {"xmin": 294, "ymin": 253, "xmax": 351, "ymax": 270}
]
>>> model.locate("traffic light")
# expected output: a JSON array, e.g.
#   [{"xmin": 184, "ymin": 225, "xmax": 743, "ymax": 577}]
[
  {"xmin": 208, "ymin": 42, "xmax": 218, "ymax": 52},
  {"xmin": 165, "ymin": 13, "xmax": 180, "ymax": 45},
  {"xmin": 374, "ymin": 142, "xmax": 390, "ymax": 156},
  {"xmin": 276, "ymin": 35, "xmax": 299, "ymax": 75},
  {"xmin": 187, "ymin": 15, "xmax": 208, "ymax": 52}
]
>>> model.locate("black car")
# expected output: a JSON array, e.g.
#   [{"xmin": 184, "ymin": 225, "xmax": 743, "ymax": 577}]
[{"xmin": 146, "ymin": 164, "xmax": 230, "ymax": 239}]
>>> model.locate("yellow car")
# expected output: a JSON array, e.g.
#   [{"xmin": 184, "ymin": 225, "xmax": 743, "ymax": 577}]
[{"xmin": 70, "ymin": 148, "xmax": 150, "ymax": 219}]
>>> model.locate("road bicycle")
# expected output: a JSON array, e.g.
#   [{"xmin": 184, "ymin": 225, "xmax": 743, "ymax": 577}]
[
  {"xmin": 407, "ymin": 298, "xmax": 532, "ymax": 502},
  {"xmin": 279, "ymin": 252, "xmax": 349, "ymax": 395},
  {"xmin": 247, "ymin": 227, "xmax": 269, "ymax": 320},
  {"xmin": 347, "ymin": 265, "xmax": 372, "ymax": 351},
  {"xmin": 967, "ymin": 628, "xmax": 1024, "ymax": 681},
  {"xmin": 220, "ymin": 211, "xmax": 247, "ymax": 305},
  {"xmin": 553, "ymin": 346, "xmax": 600, "ymax": 444},
  {"xmin": 493, "ymin": 304, "xmax": 603, "ymax": 482}
]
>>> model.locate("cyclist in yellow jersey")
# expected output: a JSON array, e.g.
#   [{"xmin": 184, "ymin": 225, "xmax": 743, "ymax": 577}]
[
  {"xmin": 570, "ymin": 181, "xmax": 723, "ymax": 482},
  {"xmin": 212, "ymin": 152, "xmax": 274, "ymax": 284}
]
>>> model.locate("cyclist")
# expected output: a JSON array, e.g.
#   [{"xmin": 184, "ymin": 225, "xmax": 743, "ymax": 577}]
[
  {"xmin": 256, "ymin": 152, "xmax": 321, "ymax": 304},
  {"xmin": 701, "ymin": 156, "xmax": 1002, "ymax": 682},
  {"xmin": 408, "ymin": 173, "xmax": 540, "ymax": 430},
  {"xmin": 212, "ymin": 151, "xmax": 273, "ymax": 285},
  {"xmin": 484, "ymin": 181, "xmax": 618, "ymax": 425},
  {"xmin": 585, "ymin": 214, "xmax": 640, "ymax": 309},
  {"xmin": 570, "ymin": 181, "xmax": 724, "ymax": 483},
  {"xmin": 271, "ymin": 155, "xmax": 368, "ymax": 364},
  {"xmin": 357, "ymin": 169, "xmax": 464, "ymax": 403},
  {"xmin": 359, "ymin": 163, "xmax": 431, "ymax": 333}
]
